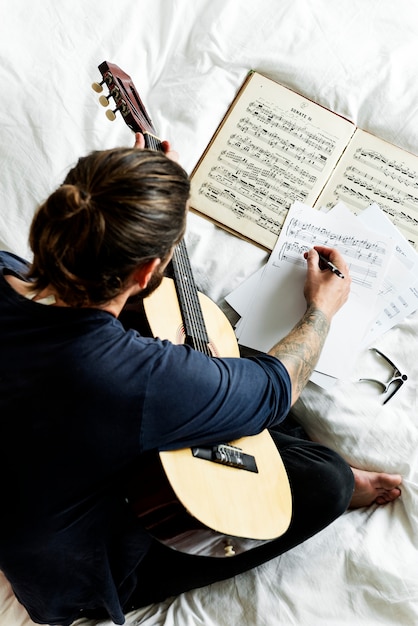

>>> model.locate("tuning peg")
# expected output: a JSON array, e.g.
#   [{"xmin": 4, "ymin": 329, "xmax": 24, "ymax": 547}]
[
  {"xmin": 91, "ymin": 80, "xmax": 105, "ymax": 93},
  {"xmin": 99, "ymin": 94, "xmax": 110, "ymax": 107},
  {"xmin": 105, "ymin": 109, "xmax": 117, "ymax": 121}
]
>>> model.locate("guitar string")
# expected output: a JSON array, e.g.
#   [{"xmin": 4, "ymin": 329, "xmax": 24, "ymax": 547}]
[
  {"xmin": 146, "ymin": 133, "xmax": 211, "ymax": 354},
  {"xmin": 147, "ymin": 134, "xmax": 210, "ymax": 352},
  {"xmin": 172, "ymin": 243, "xmax": 210, "ymax": 353}
]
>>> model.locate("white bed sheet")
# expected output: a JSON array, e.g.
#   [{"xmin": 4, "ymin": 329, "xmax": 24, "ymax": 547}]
[{"xmin": 1, "ymin": 1, "xmax": 418, "ymax": 624}]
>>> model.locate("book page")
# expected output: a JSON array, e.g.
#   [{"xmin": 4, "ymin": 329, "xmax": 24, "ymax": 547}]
[
  {"xmin": 190, "ymin": 72, "xmax": 356, "ymax": 250},
  {"xmin": 315, "ymin": 129, "xmax": 418, "ymax": 249}
]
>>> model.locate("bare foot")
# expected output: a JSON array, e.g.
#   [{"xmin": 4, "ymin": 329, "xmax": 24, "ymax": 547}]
[{"xmin": 349, "ymin": 468, "xmax": 402, "ymax": 509}]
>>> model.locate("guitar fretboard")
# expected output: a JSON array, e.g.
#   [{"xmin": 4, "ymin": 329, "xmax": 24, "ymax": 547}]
[
  {"xmin": 143, "ymin": 132, "xmax": 211, "ymax": 355},
  {"xmin": 171, "ymin": 241, "xmax": 211, "ymax": 355}
]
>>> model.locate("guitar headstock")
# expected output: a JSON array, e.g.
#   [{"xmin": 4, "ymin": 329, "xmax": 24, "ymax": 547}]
[{"xmin": 92, "ymin": 61, "xmax": 162, "ymax": 149}]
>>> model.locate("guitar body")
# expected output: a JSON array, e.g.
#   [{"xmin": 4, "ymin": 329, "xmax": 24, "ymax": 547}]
[
  {"xmin": 143, "ymin": 277, "xmax": 240, "ymax": 357},
  {"xmin": 94, "ymin": 61, "xmax": 292, "ymax": 556},
  {"xmin": 134, "ymin": 279, "xmax": 292, "ymax": 557},
  {"xmin": 129, "ymin": 430, "xmax": 291, "ymax": 557}
]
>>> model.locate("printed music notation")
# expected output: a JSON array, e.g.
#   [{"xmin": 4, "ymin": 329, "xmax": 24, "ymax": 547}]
[
  {"xmin": 235, "ymin": 117, "xmax": 331, "ymax": 172},
  {"xmin": 196, "ymin": 104, "xmax": 344, "ymax": 242},
  {"xmin": 315, "ymin": 136, "xmax": 418, "ymax": 249},
  {"xmin": 191, "ymin": 72, "xmax": 418, "ymax": 251},
  {"xmin": 199, "ymin": 181, "xmax": 285, "ymax": 236},
  {"xmin": 245, "ymin": 101, "xmax": 337, "ymax": 155},
  {"xmin": 190, "ymin": 72, "xmax": 356, "ymax": 249}
]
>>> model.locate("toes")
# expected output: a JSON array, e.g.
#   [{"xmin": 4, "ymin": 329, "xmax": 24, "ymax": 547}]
[{"xmin": 375, "ymin": 487, "xmax": 401, "ymax": 505}]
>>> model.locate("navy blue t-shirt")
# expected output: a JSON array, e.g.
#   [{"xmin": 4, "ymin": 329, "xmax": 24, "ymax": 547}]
[{"xmin": 0, "ymin": 251, "xmax": 291, "ymax": 625}]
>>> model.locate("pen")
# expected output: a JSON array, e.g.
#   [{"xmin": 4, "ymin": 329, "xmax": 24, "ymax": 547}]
[{"xmin": 317, "ymin": 253, "xmax": 345, "ymax": 279}]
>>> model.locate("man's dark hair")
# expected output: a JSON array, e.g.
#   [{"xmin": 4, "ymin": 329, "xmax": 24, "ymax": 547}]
[{"xmin": 27, "ymin": 148, "xmax": 190, "ymax": 306}]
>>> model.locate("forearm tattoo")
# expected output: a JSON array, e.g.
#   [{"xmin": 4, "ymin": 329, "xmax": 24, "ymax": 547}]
[{"xmin": 270, "ymin": 304, "xmax": 330, "ymax": 399}]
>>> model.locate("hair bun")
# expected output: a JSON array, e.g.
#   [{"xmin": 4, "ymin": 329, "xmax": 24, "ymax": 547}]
[{"xmin": 50, "ymin": 184, "xmax": 92, "ymax": 217}]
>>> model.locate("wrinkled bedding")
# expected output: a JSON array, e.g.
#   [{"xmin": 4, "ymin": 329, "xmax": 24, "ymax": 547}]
[{"xmin": 1, "ymin": 1, "xmax": 417, "ymax": 624}]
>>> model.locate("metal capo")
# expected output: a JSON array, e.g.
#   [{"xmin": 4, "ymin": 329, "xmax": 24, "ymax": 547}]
[{"xmin": 358, "ymin": 347, "xmax": 408, "ymax": 404}]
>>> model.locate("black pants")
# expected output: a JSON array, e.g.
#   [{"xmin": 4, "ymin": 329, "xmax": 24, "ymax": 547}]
[{"xmin": 123, "ymin": 422, "xmax": 354, "ymax": 610}]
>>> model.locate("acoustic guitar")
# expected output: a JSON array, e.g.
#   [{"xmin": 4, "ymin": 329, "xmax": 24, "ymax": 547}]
[{"xmin": 92, "ymin": 61, "xmax": 292, "ymax": 557}]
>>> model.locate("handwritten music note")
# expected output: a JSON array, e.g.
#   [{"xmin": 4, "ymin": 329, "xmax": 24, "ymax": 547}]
[{"xmin": 234, "ymin": 201, "xmax": 395, "ymax": 382}]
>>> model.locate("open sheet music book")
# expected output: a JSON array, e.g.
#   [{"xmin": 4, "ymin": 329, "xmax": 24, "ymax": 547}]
[{"xmin": 190, "ymin": 71, "xmax": 418, "ymax": 251}]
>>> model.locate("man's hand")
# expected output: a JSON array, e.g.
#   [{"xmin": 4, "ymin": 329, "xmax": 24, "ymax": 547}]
[
  {"xmin": 268, "ymin": 246, "xmax": 351, "ymax": 405},
  {"xmin": 133, "ymin": 132, "xmax": 179, "ymax": 162},
  {"xmin": 303, "ymin": 246, "xmax": 351, "ymax": 322}
]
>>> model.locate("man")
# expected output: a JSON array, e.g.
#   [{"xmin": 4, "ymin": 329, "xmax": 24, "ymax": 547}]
[{"xmin": 0, "ymin": 137, "xmax": 401, "ymax": 625}]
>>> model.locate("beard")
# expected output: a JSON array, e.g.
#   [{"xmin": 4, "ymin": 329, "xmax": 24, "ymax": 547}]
[{"xmin": 126, "ymin": 262, "xmax": 166, "ymax": 305}]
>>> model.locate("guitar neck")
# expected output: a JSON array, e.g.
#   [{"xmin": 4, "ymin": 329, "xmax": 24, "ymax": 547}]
[
  {"xmin": 143, "ymin": 133, "xmax": 211, "ymax": 355},
  {"xmin": 171, "ymin": 241, "xmax": 210, "ymax": 353},
  {"xmin": 143, "ymin": 132, "xmax": 164, "ymax": 152},
  {"xmin": 95, "ymin": 61, "xmax": 212, "ymax": 355}
]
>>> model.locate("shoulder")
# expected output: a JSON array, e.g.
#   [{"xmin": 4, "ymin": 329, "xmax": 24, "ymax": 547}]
[
  {"xmin": 0, "ymin": 251, "xmax": 29, "ymax": 275},
  {"xmin": 0, "ymin": 250, "xmax": 28, "ymax": 266}
]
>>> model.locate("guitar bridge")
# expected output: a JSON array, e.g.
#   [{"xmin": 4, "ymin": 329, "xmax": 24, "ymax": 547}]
[{"xmin": 192, "ymin": 443, "xmax": 258, "ymax": 473}]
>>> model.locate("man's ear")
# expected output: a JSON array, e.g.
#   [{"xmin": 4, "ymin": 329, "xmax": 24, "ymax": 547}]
[{"xmin": 133, "ymin": 258, "xmax": 161, "ymax": 289}]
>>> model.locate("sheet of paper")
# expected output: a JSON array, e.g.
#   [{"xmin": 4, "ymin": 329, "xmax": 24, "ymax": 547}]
[
  {"xmin": 327, "ymin": 202, "xmax": 417, "ymax": 342},
  {"xmin": 235, "ymin": 201, "xmax": 395, "ymax": 380},
  {"xmin": 226, "ymin": 265, "xmax": 264, "ymax": 318},
  {"xmin": 359, "ymin": 203, "xmax": 418, "ymax": 268},
  {"xmin": 357, "ymin": 203, "xmax": 418, "ymax": 345},
  {"xmin": 364, "ymin": 281, "xmax": 418, "ymax": 345}
]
